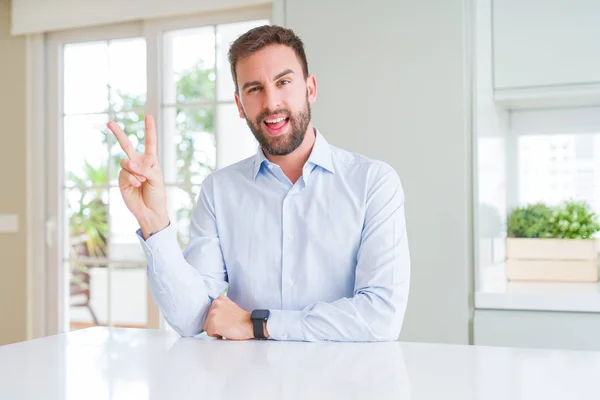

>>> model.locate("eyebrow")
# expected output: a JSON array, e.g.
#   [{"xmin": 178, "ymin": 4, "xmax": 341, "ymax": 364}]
[{"xmin": 241, "ymin": 69, "xmax": 295, "ymax": 91}]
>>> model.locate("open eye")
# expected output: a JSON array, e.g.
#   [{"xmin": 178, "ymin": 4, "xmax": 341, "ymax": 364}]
[
  {"xmin": 247, "ymin": 86, "xmax": 261, "ymax": 94},
  {"xmin": 278, "ymin": 79, "xmax": 291, "ymax": 86}
]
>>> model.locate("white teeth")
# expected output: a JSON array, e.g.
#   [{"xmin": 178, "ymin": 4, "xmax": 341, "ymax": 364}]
[{"xmin": 265, "ymin": 117, "xmax": 286, "ymax": 123}]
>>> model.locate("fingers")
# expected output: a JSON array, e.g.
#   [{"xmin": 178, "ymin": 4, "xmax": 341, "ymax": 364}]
[
  {"xmin": 107, "ymin": 121, "xmax": 139, "ymax": 160},
  {"xmin": 120, "ymin": 169, "xmax": 142, "ymax": 188},
  {"xmin": 144, "ymin": 115, "xmax": 157, "ymax": 157},
  {"xmin": 120, "ymin": 159, "xmax": 147, "ymax": 182},
  {"xmin": 203, "ymin": 299, "xmax": 225, "ymax": 338},
  {"xmin": 120, "ymin": 158, "xmax": 162, "ymax": 183},
  {"xmin": 203, "ymin": 314, "xmax": 219, "ymax": 338},
  {"xmin": 215, "ymin": 294, "xmax": 229, "ymax": 304}
]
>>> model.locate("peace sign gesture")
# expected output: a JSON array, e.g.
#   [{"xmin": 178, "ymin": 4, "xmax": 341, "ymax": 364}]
[{"xmin": 107, "ymin": 115, "xmax": 170, "ymax": 240}]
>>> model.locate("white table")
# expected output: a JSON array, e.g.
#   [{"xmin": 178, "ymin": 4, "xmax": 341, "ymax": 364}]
[{"xmin": 1, "ymin": 327, "xmax": 599, "ymax": 399}]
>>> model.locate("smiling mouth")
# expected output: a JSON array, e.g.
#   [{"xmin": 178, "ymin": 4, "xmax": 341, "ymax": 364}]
[{"xmin": 263, "ymin": 116, "xmax": 290, "ymax": 136}]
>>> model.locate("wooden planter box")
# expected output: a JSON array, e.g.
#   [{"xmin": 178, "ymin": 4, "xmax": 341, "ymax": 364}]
[{"xmin": 506, "ymin": 238, "xmax": 599, "ymax": 282}]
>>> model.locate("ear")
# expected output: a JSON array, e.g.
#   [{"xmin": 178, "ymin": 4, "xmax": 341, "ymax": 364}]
[
  {"xmin": 306, "ymin": 74, "xmax": 317, "ymax": 105},
  {"xmin": 234, "ymin": 92, "xmax": 245, "ymax": 119}
]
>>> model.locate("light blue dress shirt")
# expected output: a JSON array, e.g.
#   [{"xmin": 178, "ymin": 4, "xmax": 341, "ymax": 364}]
[{"xmin": 137, "ymin": 129, "xmax": 410, "ymax": 342}]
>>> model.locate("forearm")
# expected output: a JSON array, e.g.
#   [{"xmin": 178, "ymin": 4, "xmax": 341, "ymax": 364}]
[
  {"xmin": 267, "ymin": 283, "xmax": 409, "ymax": 342},
  {"xmin": 138, "ymin": 213, "xmax": 170, "ymax": 241},
  {"xmin": 139, "ymin": 224, "xmax": 228, "ymax": 336}
]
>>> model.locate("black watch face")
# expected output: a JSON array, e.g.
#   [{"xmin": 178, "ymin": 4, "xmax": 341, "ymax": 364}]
[{"xmin": 252, "ymin": 310, "xmax": 270, "ymax": 320}]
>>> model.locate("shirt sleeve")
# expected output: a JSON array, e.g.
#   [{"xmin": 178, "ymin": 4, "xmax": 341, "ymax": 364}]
[
  {"xmin": 137, "ymin": 175, "xmax": 228, "ymax": 337},
  {"xmin": 266, "ymin": 162, "xmax": 411, "ymax": 342}
]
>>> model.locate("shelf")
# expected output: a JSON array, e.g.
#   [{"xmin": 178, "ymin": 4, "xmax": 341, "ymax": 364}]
[
  {"xmin": 476, "ymin": 263, "xmax": 600, "ymax": 313},
  {"xmin": 494, "ymin": 83, "xmax": 600, "ymax": 110}
]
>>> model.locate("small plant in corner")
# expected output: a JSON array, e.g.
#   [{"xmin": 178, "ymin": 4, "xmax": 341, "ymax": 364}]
[{"xmin": 507, "ymin": 203, "xmax": 553, "ymax": 238}]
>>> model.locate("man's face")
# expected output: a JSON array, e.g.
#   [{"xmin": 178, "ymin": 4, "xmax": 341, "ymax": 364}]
[{"xmin": 234, "ymin": 44, "xmax": 317, "ymax": 156}]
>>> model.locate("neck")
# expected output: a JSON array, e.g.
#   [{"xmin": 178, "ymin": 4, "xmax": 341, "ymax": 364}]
[{"xmin": 265, "ymin": 123, "xmax": 316, "ymax": 183}]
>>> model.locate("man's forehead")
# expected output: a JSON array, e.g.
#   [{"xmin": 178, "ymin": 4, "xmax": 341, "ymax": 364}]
[{"xmin": 236, "ymin": 45, "xmax": 302, "ymax": 79}]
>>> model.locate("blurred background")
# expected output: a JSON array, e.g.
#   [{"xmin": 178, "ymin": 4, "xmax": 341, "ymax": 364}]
[{"xmin": 2, "ymin": 0, "xmax": 600, "ymax": 353}]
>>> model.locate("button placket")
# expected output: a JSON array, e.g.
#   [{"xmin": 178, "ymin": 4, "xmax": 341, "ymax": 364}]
[
  {"xmin": 281, "ymin": 192, "xmax": 296, "ymax": 310},
  {"xmin": 281, "ymin": 195, "xmax": 289, "ymax": 309}
]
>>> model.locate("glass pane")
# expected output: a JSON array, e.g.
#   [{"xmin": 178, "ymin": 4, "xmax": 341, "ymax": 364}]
[
  {"xmin": 109, "ymin": 188, "xmax": 146, "ymax": 261},
  {"xmin": 109, "ymin": 264, "xmax": 148, "ymax": 328},
  {"xmin": 64, "ymin": 114, "xmax": 109, "ymax": 188},
  {"xmin": 518, "ymin": 134, "xmax": 600, "ymax": 210},
  {"xmin": 64, "ymin": 41, "xmax": 109, "ymax": 114},
  {"xmin": 217, "ymin": 103, "xmax": 257, "ymax": 169},
  {"xmin": 162, "ymin": 107, "xmax": 216, "ymax": 185},
  {"xmin": 109, "ymin": 111, "xmax": 146, "ymax": 184},
  {"xmin": 166, "ymin": 186, "xmax": 201, "ymax": 248},
  {"xmin": 164, "ymin": 27, "xmax": 215, "ymax": 104},
  {"xmin": 108, "ymin": 38, "xmax": 147, "ymax": 112},
  {"xmin": 216, "ymin": 19, "xmax": 270, "ymax": 101},
  {"xmin": 68, "ymin": 261, "xmax": 109, "ymax": 329},
  {"xmin": 66, "ymin": 189, "xmax": 109, "ymax": 261}
]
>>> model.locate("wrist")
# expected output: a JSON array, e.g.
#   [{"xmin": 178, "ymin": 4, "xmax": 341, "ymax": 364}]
[
  {"xmin": 250, "ymin": 309, "xmax": 270, "ymax": 339},
  {"xmin": 263, "ymin": 321, "xmax": 270, "ymax": 339},
  {"xmin": 139, "ymin": 213, "xmax": 170, "ymax": 240}
]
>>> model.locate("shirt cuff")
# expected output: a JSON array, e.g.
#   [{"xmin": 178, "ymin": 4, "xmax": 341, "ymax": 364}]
[
  {"xmin": 135, "ymin": 224, "xmax": 185, "ymax": 280},
  {"xmin": 267, "ymin": 309, "xmax": 304, "ymax": 341}
]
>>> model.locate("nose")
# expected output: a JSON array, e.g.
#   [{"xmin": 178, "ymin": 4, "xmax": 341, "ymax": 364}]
[{"xmin": 263, "ymin": 85, "xmax": 282, "ymax": 112}]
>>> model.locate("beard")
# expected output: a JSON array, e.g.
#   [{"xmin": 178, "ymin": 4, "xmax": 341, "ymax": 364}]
[{"xmin": 244, "ymin": 98, "xmax": 311, "ymax": 156}]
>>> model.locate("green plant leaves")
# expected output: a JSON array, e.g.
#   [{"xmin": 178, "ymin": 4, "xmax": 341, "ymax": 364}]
[
  {"xmin": 508, "ymin": 200, "xmax": 600, "ymax": 239},
  {"xmin": 548, "ymin": 200, "xmax": 600, "ymax": 239},
  {"xmin": 507, "ymin": 203, "xmax": 553, "ymax": 238}
]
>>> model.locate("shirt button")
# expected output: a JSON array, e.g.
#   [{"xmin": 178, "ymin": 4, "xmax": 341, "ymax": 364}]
[
  {"xmin": 268, "ymin": 164, "xmax": 274, "ymax": 169},
  {"xmin": 287, "ymin": 233, "xmax": 293, "ymax": 240},
  {"xmin": 281, "ymin": 333, "xmax": 288, "ymax": 340},
  {"xmin": 286, "ymin": 280, "xmax": 294, "ymax": 287},
  {"xmin": 156, "ymin": 247, "xmax": 161, "ymax": 253}
]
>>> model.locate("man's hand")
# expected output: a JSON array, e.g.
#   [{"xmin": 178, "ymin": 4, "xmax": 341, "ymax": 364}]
[
  {"xmin": 203, "ymin": 295, "xmax": 269, "ymax": 340},
  {"xmin": 107, "ymin": 115, "xmax": 170, "ymax": 240}
]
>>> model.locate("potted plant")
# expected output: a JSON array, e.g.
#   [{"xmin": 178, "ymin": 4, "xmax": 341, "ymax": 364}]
[{"xmin": 506, "ymin": 200, "xmax": 600, "ymax": 282}]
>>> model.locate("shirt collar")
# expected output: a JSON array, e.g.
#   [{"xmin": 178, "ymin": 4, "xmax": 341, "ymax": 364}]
[
  {"xmin": 307, "ymin": 128, "xmax": 335, "ymax": 174},
  {"xmin": 252, "ymin": 145, "xmax": 269, "ymax": 180},
  {"xmin": 252, "ymin": 128, "xmax": 336, "ymax": 181}
]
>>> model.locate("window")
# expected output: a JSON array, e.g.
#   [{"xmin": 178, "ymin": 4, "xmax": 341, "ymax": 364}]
[
  {"xmin": 62, "ymin": 37, "xmax": 149, "ymax": 330},
  {"xmin": 161, "ymin": 20, "xmax": 267, "ymax": 247},
  {"xmin": 45, "ymin": 8, "xmax": 270, "ymax": 334},
  {"xmin": 518, "ymin": 134, "xmax": 600, "ymax": 213},
  {"xmin": 475, "ymin": 105, "xmax": 600, "ymax": 310}
]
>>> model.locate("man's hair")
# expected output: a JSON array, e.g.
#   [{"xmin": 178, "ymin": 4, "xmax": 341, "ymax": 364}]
[{"xmin": 228, "ymin": 25, "xmax": 309, "ymax": 93}]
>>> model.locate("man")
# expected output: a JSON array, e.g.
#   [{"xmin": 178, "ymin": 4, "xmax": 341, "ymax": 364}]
[{"xmin": 107, "ymin": 25, "xmax": 410, "ymax": 342}]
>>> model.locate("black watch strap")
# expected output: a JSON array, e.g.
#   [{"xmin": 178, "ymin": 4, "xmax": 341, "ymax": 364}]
[
  {"xmin": 252, "ymin": 318, "xmax": 266, "ymax": 339},
  {"xmin": 251, "ymin": 309, "xmax": 270, "ymax": 339}
]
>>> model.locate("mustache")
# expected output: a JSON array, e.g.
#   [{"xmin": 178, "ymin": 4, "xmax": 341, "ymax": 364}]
[{"xmin": 256, "ymin": 109, "xmax": 291, "ymax": 124}]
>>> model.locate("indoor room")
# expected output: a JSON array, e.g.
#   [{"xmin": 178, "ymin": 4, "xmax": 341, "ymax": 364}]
[{"xmin": 1, "ymin": 0, "xmax": 600, "ymax": 398}]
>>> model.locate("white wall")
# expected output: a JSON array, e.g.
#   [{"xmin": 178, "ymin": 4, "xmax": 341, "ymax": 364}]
[
  {"xmin": 10, "ymin": 0, "xmax": 269, "ymax": 35},
  {"xmin": 280, "ymin": 0, "xmax": 473, "ymax": 344}
]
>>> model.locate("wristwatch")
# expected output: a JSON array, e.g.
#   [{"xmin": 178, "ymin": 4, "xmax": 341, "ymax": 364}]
[{"xmin": 250, "ymin": 309, "xmax": 270, "ymax": 339}]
